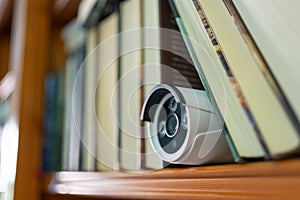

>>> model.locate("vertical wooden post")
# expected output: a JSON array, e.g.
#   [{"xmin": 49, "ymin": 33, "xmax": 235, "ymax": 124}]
[{"xmin": 10, "ymin": 0, "xmax": 51, "ymax": 199}]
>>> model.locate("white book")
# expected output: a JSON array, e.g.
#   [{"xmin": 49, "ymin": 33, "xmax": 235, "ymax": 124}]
[
  {"xmin": 199, "ymin": 0, "xmax": 300, "ymax": 157},
  {"xmin": 232, "ymin": 0, "xmax": 300, "ymax": 130},
  {"xmin": 142, "ymin": 0, "xmax": 164, "ymax": 169},
  {"xmin": 119, "ymin": 0, "xmax": 142, "ymax": 171},
  {"xmin": 81, "ymin": 26, "xmax": 98, "ymax": 171},
  {"xmin": 96, "ymin": 12, "xmax": 119, "ymax": 171},
  {"xmin": 61, "ymin": 21, "xmax": 86, "ymax": 170},
  {"xmin": 62, "ymin": 55, "xmax": 81, "ymax": 171}
]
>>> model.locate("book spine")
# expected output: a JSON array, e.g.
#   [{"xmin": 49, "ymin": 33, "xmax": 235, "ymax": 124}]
[
  {"xmin": 198, "ymin": 0, "xmax": 299, "ymax": 158},
  {"xmin": 43, "ymin": 74, "xmax": 62, "ymax": 171},
  {"xmin": 192, "ymin": 0, "xmax": 270, "ymax": 160},
  {"xmin": 223, "ymin": 0, "xmax": 300, "ymax": 137},
  {"xmin": 169, "ymin": 0, "xmax": 242, "ymax": 162},
  {"xmin": 142, "ymin": 0, "xmax": 164, "ymax": 170},
  {"xmin": 118, "ymin": 0, "xmax": 142, "ymax": 171},
  {"xmin": 96, "ymin": 11, "xmax": 120, "ymax": 171}
]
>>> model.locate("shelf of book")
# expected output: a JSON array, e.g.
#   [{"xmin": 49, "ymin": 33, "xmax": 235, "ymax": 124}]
[
  {"xmin": 43, "ymin": 158, "xmax": 300, "ymax": 200},
  {"xmin": 2, "ymin": 0, "xmax": 300, "ymax": 200}
]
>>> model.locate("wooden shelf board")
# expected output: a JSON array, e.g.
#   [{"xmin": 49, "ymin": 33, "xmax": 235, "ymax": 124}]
[{"xmin": 45, "ymin": 158, "xmax": 300, "ymax": 199}]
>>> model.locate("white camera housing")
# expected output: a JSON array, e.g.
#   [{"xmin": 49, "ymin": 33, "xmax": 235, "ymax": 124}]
[{"xmin": 141, "ymin": 84, "xmax": 233, "ymax": 165}]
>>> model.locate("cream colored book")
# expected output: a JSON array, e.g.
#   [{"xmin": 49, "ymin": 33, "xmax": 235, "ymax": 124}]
[
  {"xmin": 198, "ymin": 0, "xmax": 300, "ymax": 157},
  {"xmin": 119, "ymin": 0, "xmax": 142, "ymax": 171},
  {"xmin": 142, "ymin": 0, "xmax": 164, "ymax": 169},
  {"xmin": 173, "ymin": 0, "xmax": 264, "ymax": 158},
  {"xmin": 62, "ymin": 56, "xmax": 78, "ymax": 170},
  {"xmin": 61, "ymin": 21, "xmax": 86, "ymax": 170},
  {"xmin": 82, "ymin": 26, "xmax": 98, "ymax": 171},
  {"xmin": 96, "ymin": 12, "xmax": 119, "ymax": 171},
  {"xmin": 232, "ymin": 0, "xmax": 300, "ymax": 132}
]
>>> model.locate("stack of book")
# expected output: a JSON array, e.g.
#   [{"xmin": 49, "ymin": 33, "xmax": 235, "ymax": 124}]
[{"xmin": 42, "ymin": 0, "xmax": 300, "ymax": 172}]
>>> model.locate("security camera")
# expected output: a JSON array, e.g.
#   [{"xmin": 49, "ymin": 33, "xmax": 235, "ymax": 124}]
[{"xmin": 141, "ymin": 84, "xmax": 233, "ymax": 165}]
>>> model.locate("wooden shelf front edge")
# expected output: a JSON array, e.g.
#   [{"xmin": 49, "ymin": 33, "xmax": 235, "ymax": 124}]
[{"xmin": 44, "ymin": 158, "xmax": 300, "ymax": 200}]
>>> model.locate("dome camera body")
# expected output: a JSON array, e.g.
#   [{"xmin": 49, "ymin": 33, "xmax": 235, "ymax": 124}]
[{"xmin": 141, "ymin": 84, "xmax": 233, "ymax": 165}]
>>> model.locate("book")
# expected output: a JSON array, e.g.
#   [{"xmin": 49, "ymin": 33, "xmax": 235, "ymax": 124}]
[
  {"xmin": 43, "ymin": 73, "xmax": 62, "ymax": 171},
  {"xmin": 61, "ymin": 21, "xmax": 86, "ymax": 170},
  {"xmin": 96, "ymin": 11, "xmax": 119, "ymax": 171},
  {"xmin": 231, "ymin": 0, "xmax": 300, "ymax": 125},
  {"xmin": 198, "ymin": 0, "xmax": 300, "ymax": 158},
  {"xmin": 119, "ymin": 0, "xmax": 143, "ymax": 171},
  {"xmin": 141, "ymin": 0, "xmax": 163, "ymax": 170},
  {"xmin": 171, "ymin": 0, "xmax": 265, "ymax": 159},
  {"xmin": 81, "ymin": 26, "xmax": 98, "ymax": 171},
  {"xmin": 62, "ymin": 55, "xmax": 80, "ymax": 171},
  {"xmin": 55, "ymin": 69, "xmax": 65, "ymax": 169}
]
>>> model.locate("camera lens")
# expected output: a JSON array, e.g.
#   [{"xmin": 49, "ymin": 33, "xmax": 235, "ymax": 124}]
[
  {"xmin": 166, "ymin": 113, "xmax": 179, "ymax": 138},
  {"xmin": 155, "ymin": 96, "xmax": 187, "ymax": 154}
]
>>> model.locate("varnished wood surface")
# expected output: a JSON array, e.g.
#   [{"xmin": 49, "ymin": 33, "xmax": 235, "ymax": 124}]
[
  {"xmin": 10, "ymin": 0, "xmax": 51, "ymax": 200},
  {"xmin": 45, "ymin": 158, "xmax": 300, "ymax": 200},
  {"xmin": 7, "ymin": 0, "xmax": 80, "ymax": 199},
  {"xmin": 5, "ymin": 0, "xmax": 300, "ymax": 199}
]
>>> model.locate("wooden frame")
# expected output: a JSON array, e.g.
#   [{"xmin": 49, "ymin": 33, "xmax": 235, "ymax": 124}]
[
  {"xmin": 10, "ymin": 0, "xmax": 51, "ymax": 200},
  {"xmin": 3, "ymin": 0, "xmax": 299, "ymax": 199},
  {"xmin": 7, "ymin": 0, "xmax": 81, "ymax": 199}
]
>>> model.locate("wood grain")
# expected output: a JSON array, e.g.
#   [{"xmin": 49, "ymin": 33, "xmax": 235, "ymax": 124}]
[
  {"xmin": 8, "ymin": 0, "xmax": 79, "ymax": 199},
  {"xmin": 10, "ymin": 0, "xmax": 51, "ymax": 200},
  {"xmin": 45, "ymin": 158, "xmax": 300, "ymax": 199}
]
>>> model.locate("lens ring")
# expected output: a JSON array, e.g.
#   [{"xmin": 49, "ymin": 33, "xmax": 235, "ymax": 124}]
[{"xmin": 165, "ymin": 113, "xmax": 179, "ymax": 138}]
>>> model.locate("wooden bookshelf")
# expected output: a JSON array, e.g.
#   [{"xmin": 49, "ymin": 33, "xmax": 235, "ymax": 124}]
[
  {"xmin": 43, "ymin": 158, "xmax": 300, "ymax": 200},
  {"xmin": 4, "ymin": 0, "xmax": 78, "ymax": 200},
  {"xmin": 2, "ymin": 0, "xmax": 300, "ymax": 200}
]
